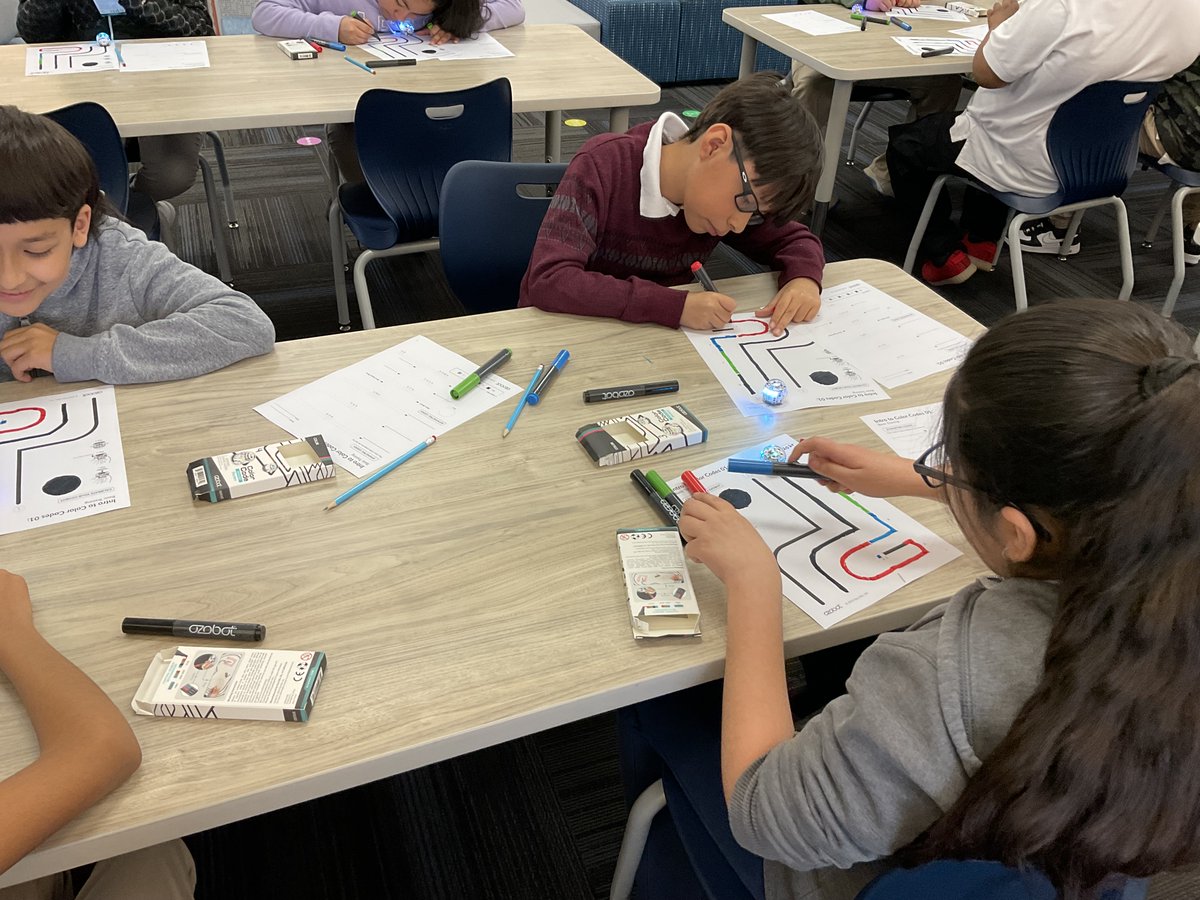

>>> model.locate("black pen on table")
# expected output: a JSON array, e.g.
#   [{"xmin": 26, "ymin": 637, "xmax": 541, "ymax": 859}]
[
  {"xmin": 921, "ymin": 45, "xmax": 955, "ymax": 57},
  {"xmin": 630, "ymin": 469, "xmax": 682, "ymax": 528},
  {"xmin": 583, "ymin": 380, "xmax": 679, "ymax": 403},
  {"xmin": 690, "ymin": 259, "xmax": 718, "ymax": 292}
]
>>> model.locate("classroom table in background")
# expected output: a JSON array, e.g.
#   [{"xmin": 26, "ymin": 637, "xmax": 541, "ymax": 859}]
[
  {"xmin": 723, "ymin": 4, "xmax": 979, "ymax": 234},
  {"xmin": 0, "ymin": 260, "xmax": 985, "ymax": 889},
  {"xmin": 0, "ymin": 26, "xmax": 659, "ymax": 162}
]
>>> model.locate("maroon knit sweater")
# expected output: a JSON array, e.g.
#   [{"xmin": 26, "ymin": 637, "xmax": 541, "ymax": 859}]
[{"xmin": 518, "ymin": 122, "xmax": 826, "ymax": 328}]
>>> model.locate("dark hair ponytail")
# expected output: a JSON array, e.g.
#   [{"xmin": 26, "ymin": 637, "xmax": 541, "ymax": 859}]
[
  {"xmin": 431, "ymin": 0, "xmax": 485, "ymax": 38},
  {"xmin": 906, "ymin": 300, "xmax": 1200, "ymax": 896}
]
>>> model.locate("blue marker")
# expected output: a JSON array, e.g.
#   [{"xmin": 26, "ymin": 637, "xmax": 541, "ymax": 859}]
[
  {"xmin": 526, "ymin": 350, "xmax": 570, "ymax": 406},
  {"xmin": 727, "ymin": 458, "xmax": 819, "ymax": 478},
  {"xmin": 502, "ymin": 364, "xmax": 544, "ymax": 438}
]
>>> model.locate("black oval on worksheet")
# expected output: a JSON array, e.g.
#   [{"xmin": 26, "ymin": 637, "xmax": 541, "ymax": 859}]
[{"xmin": 43, "ymin": 475, "xmax": 82, "ymax": 496}]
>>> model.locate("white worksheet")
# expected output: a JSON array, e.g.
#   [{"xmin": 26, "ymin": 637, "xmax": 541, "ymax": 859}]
[
  {"xmin": 255, "ymin": 336, "xmax": 519, "ymax": 476},
  {"xmin": 950, "ymin": 23, "xmax": 989, "ymax": 39},
  {"xmin": 683, "ymin": 316, "xmax": 888, "ymax": 416},
  {"xmin": 802, "ymin": 280, "xmax": 973, "ymax": 389},
  {"xmin": 763, "ymin": 10, "xmax": 860, "ymax": 35},
  {"xmin": 26, "ymin": 43, "xmax": 118, "ymax": 75},
  {"xmin": 669, "ymin": 435, "xmax": 960, "ymax": 627},
  {"xmin": 118, "ymin": 40, "xmax": 210, "ymax": 71},
  {"xmin": 25, "ymin": 40, "xmax": 209, "ymax": 75},
  {"xmin": 887, "ymin": 5, "xmax": 970, "ymax": 20},
  {"xmin": 861, "ymin": 402, "xmax": 943, "ymax": 459},
  {"xmin": 0, "ymin": 385, "xmax": 130, "ymax": 535},
  {"xmin": 892, "ymin": 35, "xmax": 979, "ymax": 56},
  {"xmin": 361, "ymin": 31, "xmax": 513, "ymax": 62}
]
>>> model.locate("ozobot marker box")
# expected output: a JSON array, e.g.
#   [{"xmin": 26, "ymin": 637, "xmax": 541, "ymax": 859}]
[
  {"xmin": 187, "ymin": 435, "xmax": 335, "ymax": 502},
  {"xmin": 576, "ymin": 404, "xmax": 708, "ymax": 467}
]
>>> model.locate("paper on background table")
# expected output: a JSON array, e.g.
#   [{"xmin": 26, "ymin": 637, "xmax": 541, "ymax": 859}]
[
  {"xmin": 887, "ymin": 4, "xmax": 970, "ymax": 20},
  {"xmin": 26, "ymin": 43, "xmax": 118, "ymax": 75},
  {"xmin": 255, "ymin": 335, "xmax": 519, "ymax": 477},
  {"xmin": 950, "ymin": 23, "xmax": 989, "ymax": 39},
  {"xmin": 118, "ymin": 40, "xmax": 210, "ymax": 71},
  {"xmin": 763, "ymin": 10, "xmax": 860, "ymax": 35},
  {"xmin": 361, "ymin": 31, "xmax": 513, "ymax": 62},
  {"xmin": 668, "ymin": 434, "xmax": 960, "ymax": 628},
  {"xmin": 861, "ymin": 402, "xmax": 943, "ymax": 459},
  {"xmin": 0, "ymin": 385, "xmax": 130, "ymax": 535},
  {"xmin": 802, "ymin": 280, "xmax": 973, "ymax": 389},
  {"xmin": 892, "ymin": 35, "xmax": 979, "ymax": 56},
  {"xmin": 683, "ymin": 316, "xmax": 888, "ymax": 416}
]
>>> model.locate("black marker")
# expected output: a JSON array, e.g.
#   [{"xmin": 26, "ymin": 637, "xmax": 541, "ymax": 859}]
[
  {"xmin": 689, "ymin": 260, "xmax": 718, "ymax": 292},
  {"xmin": 366, "ymin": 58, "xmax": 416, "ymax": 68},
  {"xmin": 727, "ymin": 459, "xmax": 820, "ymax": 478},
  {"xmin": 630, "ymin": 469, "xmax": 681, "ymax": 527},
  {"xmin": 122, "ymin": 617, "xmax": 267, "ymax": 642},
  {"xmin": 921, "ymin": 46, "xmax": 955, "ymax": 57},
  {"xmin": 583, "ymin": 380, "xmax": 679, "ymax": 403}
]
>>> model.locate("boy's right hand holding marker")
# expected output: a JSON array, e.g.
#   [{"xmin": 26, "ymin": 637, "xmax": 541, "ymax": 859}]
[
  {"xmin": 338, "ymin": 15, "xmax": 375, "ymax": 43},
  {"xmin": 795, "ymin": 436, "xmax": 940, "ymax": 499},
  {"xmin": 681, "ymin": 291, "xmax": 737, "ymax": 330}
]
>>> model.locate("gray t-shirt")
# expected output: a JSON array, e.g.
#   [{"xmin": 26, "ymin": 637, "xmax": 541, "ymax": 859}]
[
  {"xmin": 729, "ymin": 576, "xmax": 1058, "ymax": 900},
  {"xmin": 1, "ymin": 218, "xmax": 275, "ymax": 384}
]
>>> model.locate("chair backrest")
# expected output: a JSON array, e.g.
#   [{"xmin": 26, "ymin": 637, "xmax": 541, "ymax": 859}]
[
  {"xmin": 439, "ymin": 160, "xmax": 567, "ymax": 313},
  {"xmin": 355, "ymin": 79, "xmax": 513, "ymax": 245},
  {"xmin": 44, "ymin": 101, "xmax": 130, "ymax": 215},
  {"xmin": 1048, "ymin": 80, "xmax": 1161, "ymax": 205}
]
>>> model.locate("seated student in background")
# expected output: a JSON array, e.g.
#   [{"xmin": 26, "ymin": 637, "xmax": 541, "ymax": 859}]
[
  {"xmin": 787, "ymin": 0, "xmax": 962, "ymax": 197},
  {"xmin": 251, "ymin": 0, "xmax": 525, "ymax": 185},
  {"xmin": 520, "ymin": 73, "xmax": 826, "ymax": 335},
  {"xmin": 0, "ymin": 106, "xmax": 275, "ymax": 385},
  {"xmin": 886, "ymin": 0, "xmax": 1200, "ymax": 286},
  {"xmin": 621, "ymin": 299, "xmax": 1200, "ymax": 900},
  {"xmin": 0, "ymin": 570, "xmax": 197, "ymax": 900},
  {"xmin": 15, "ymin": 0, "xmax": 214, "ymax": 236}
]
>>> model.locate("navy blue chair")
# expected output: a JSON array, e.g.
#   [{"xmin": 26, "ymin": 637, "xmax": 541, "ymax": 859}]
[
  {"xmin": 858, "ymin": 860, "xmax": 1148, "ymax": 900},
  {"xmin": 903, "ymin": 80, "xmax": 1161, "ymax": 310},
  {"xmin": 438, "ymin": 160, "xmax": 567, "ymax": 314},
  {"xmin": 1138, "ymin": 155, "xmax": 1200, "ymax": 318},
  {"xmin": 45, "ymin": 102, "xmax": 130, "ymax": 215},
  {"xmin": 328, "ymin": 79, "xmax": 513, "ymax": 330}
]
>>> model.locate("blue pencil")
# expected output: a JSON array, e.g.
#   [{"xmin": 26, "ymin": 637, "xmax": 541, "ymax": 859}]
[
  {"xmin": 502, "ymin": 364, "xmax": 544, "ymax": 438},
  {"xmin": 344, "ymin": 55, "xmax": 375, "ymax": 75},
  {"xmin": 324, "ymin": 435, "xmax": 436, "ymax": 509}
]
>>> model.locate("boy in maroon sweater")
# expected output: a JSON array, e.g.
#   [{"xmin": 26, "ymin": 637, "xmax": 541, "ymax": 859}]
[{"xmin": 518, "ymin": 74, "xmax": 826, "ymax": 334}]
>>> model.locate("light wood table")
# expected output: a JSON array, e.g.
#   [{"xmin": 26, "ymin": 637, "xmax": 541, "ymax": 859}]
[
  {"xmin": 0, "ymin": 260, "xmax": 984, "ymax": 888},
  {"xmin": 724, "ymin": 4, "xmax": 979, "ymax": 234},
  {"xmin": 0, "ymin": 25, "xmax": 660, "ymax": 162}
]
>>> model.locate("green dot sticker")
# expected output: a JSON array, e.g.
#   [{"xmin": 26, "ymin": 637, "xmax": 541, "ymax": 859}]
[
  {"xmin": 564, "ymin": 118, "xmax": 588, "ymax": 127},
  {"xmin": 682, "ymin": 109, "xmax": 701, "ymax": 118}
]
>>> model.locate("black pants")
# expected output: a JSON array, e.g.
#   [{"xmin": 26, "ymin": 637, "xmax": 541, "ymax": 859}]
[{"xmin": 886, "ymin": 111, "xmax": 1010, "ymax": 265}]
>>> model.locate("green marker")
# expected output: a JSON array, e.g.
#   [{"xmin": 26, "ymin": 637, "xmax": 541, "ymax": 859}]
[
  {"xmin": 645, "ymin": 470, "xmax": 684, "ymax": 512},
  {"xmin": 450, "ymin": 348, "xmax": 512, "ymax": 399}
]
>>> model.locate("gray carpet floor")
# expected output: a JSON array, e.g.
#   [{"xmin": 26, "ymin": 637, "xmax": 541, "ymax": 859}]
[{"xmin": 173, "ymin": 84, "xmax": 1200, "ymax": 900}]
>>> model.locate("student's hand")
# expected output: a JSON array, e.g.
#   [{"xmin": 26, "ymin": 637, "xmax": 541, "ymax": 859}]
[
  {"xmin": 681, "ymin": 291, "xmax": 737, "ymax": 330},
  {"xmin": 795, "ymin": 436, "xmax": 926, "ymax": 497},
  {"xmin": 0, "ymin": 323, "xmax": 59, "ymax": 382},
  {"xmin": 679, "ymin": 494, "xmax": 782, "ymax": 600},
  {"xmin": 863, "ymin": 0, "xmax": 894, "ymax": 11},
  {"xmin": 423, "ymin": 22, "xmax": 460, "ymax": 44},
  {"xmin": 339, "ymin": 15, "xmax": 375, "ymax": 44},
  {"xmin": 0, "ymin": 571, "xmax": 36, "ymax": 656},
  {"xmin": 987, "ymin": 0, "xmax": 1019, "ymax": 30},
  {"xmin": 757, "ymin": 277, "xmax": 820, "ymax": 335}
]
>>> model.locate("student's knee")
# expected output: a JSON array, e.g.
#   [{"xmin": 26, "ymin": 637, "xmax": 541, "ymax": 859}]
[{"xmin": 133, "ymin": 134, "xmax": 203, "ymax": 201}]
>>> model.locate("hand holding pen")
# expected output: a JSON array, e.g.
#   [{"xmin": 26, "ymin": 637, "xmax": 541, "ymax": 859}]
[{"xmin": 339, "ymin": 14, "xmax": 375, "ymax": 44}]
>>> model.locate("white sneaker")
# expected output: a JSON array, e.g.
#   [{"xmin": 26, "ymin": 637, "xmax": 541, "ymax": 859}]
[
  {"xmin": 1018, "ymin": 218, "xmax": 1081, "ymax": 256},
  {"xmin": 155, "ymin": 201, "xmax": 177, "ymax": 251},
  {"xmin": 863, "ymin": 154, "xmax": 894, "ymax": 198}
]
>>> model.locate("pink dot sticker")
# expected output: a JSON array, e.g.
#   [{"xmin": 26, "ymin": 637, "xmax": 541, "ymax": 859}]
[{"xmin": 296, "ymin": 136, "xmax": 322, "ymax": 146}]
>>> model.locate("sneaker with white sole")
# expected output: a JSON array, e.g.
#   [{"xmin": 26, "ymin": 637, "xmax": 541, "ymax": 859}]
[
  {"xmin": 1184, "ymin": 225, "xmax": 1200, "ymax": 266},
  {"xmin": 1018, "ymin": 218, "xmax": 1081, "ymax": 256},
  {"xmin": 921, "ymin": 249, "xmax": 977, "ymax": 286},
  {"xmin": 863, "ymin": 154, "xmax": 894, "ymax": 198}
]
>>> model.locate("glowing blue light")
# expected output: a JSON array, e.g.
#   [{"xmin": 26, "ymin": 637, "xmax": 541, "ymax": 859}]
[
  {"xmin": 387, "ymin": 18, "xmax": 416, "ymax": 33},
  {"xmin": 760, "ymin": 445, "xmax": 787, "ymax": 462},
  {"xmin": 760, "ymin": 378, "xmax": 787, "ymax": 407}
]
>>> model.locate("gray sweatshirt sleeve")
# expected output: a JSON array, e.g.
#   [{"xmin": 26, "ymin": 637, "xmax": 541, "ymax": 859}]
[
  {"xmin": 728, "ymin": 628, "xmax": 970, "ymax": 872},
  {"xmin": 52, "ymin": 230, "xmax": 275, "ymax": 385}
]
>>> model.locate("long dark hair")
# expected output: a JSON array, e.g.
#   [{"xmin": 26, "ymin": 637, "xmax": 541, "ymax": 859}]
[
  {"xmin": 431, "ymin": 0, "xmax": 485, "ymax": 38},
  {"xmin": 905, "ymin": 299, "xmax": 1200, "ymax": 896}
]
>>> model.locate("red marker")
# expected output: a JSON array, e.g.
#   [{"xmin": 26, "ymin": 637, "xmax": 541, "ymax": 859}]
[
  {"xmin": 681, "ymin": 470, "xmax": 707, "ymax": 495},
  {"xmin": 306, "ymin": 38, "xmax": 324, "ymax": 52}
]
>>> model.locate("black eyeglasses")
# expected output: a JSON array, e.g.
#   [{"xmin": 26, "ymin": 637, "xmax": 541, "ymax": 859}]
[
  {"xmin": 730, "ymin": 136, "xmax": 764, "ymax": 227},
  {"xmin": 913, "ymin": 442, "xmax": 1052, "ymax": 542}
]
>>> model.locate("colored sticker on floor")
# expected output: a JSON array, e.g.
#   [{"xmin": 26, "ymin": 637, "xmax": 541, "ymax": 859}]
[
  {"xmin": 296, "ymin": 136, "xmax": 322, "ymax": 146},
  {"xmin": 681, "ymin": 109, "xmax": 700, "ymax": 118},
  {"xmin": 564, "ymin": 118, "xmax": 587, "ymax": 127}
]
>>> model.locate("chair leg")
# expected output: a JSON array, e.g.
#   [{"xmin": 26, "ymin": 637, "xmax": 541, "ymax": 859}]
[
  {"xmin": 902, "ymin": 174, "xmax": 950, "ymax": 274},
  {"xmin": 205, "ymin": 132, "xmax": 239, "ymax": 230},
  {"xmin": 1142, "ymin": 180, "xmax": 1175, "ymax": 249},
  {"xmin": 1161, "ymin": 186, "xmax": 1195, "ymax": 318},
  {"xmin": 993, "ymin": 208, "xmax": 1015, "ymax": 266},
  {"xmin": 328, "ymin": 198, "xmax": 352, "ymax": 331},
  {"xmin": 352, "ymin": 249, "xmax": 378, "ymax": 331},
  {"xmin": 1113, "ymin": 199, "xmax": 1135, "ymax": 301},
  {"xmin": 198, "ymin": 157, "xmax": 234, "ymax": 286},
  {"xmin": 609, "ymin": 779, "xmax": 667, "ymax": 900},
  {"xmin": 1057, "ymin": 209, "xmax": 1085, "ymax": 261},
  {"xmin": 1007, "ymin": 213, "xmax": 1031, "ymax": 311},
  {"xmin": 845, "ymin": 102, "xmax": 873, "ymax": 168}
]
